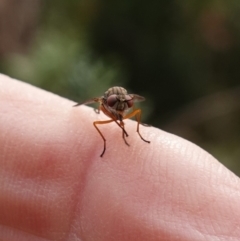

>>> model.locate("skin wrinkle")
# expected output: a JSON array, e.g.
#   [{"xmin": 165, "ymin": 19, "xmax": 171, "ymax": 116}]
[
  {"xmin": 0, "ymin": 225, "xmax": 51, "ymax": 241},
  {"xmin": 0, "ymin": 108, "xmax": 52, "ymax": 233},
  {"xmin": 181, "ymin": 174, "xmax": 215, "ymax": 235},
  {"xmin": 66, "ymin": 107, "xmax": 110, "ymax": 241},
  {"xmin": 145, "ymin": 136, "xmax": 200, "ymax": 239},
  {"xmin": 85, "ymin": 139, "xmax": 170, "ymax": 239},
  {"xmin": 182, "ymin": 153, "xmax": 240, "ymax": 239},
  {"xmin": 65, "ymin": 158, "xmax": 92, "ymax": 241},
  {"xmin": 158, "ymin": 136, "xmax": 234, "ymax": 239},
  {"xmin": 0, "ymin": 77, "xmax": 76, "ymax": 237}
]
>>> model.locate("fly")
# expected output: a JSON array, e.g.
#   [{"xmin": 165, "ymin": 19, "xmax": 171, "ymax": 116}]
[{"xmin": 74, "ymin": 86, "xmax": 150, "ymax": 157}]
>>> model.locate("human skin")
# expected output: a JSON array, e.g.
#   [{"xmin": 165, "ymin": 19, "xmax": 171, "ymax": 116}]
[{"xmin": 0, "ymin": 74, "xmax": 240, "ymax": 241}]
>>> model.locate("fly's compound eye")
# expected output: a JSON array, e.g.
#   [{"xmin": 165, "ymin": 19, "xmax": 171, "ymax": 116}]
[
  {"xmin": 107, "ymin": 94, "xmax": 118, "ymax": 107},
  {"xmin": 125, "ymin": 95, "xmax": 133, "ymax": 108}
]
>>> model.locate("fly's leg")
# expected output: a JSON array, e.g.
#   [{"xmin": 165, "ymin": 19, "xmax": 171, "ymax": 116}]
[
  {"xmin": 132, "ymin": 107, "xmax": 151, "ymax": 127},
  {"xmin": 93, "ymin": 119, "xmax": 114, "ymax": 157},
  {"xmin": 93, "ymin": 119, "xmax": 130, "ymax": 157},
  {"xmin": 120, "ymin": 121, "xmax": 130, "ymax": 146},
  {"xmin": 123, "ymin": 109, "xmax": 150, "ymax": 143}
]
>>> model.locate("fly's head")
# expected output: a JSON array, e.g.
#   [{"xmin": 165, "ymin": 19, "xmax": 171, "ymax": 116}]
[{"xmin": 103, "ymin": 87, "xmax": 134, "ymax": 114}]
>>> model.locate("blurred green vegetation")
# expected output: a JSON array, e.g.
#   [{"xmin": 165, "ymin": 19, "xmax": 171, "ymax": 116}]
[{"xmin": 0, "ymin": 0, "xmax": 240, "ymax": 176}]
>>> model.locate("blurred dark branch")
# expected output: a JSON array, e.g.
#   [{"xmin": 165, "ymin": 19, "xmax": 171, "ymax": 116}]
[
  {"xmin": 0, "ymin": 0, "xmax": 42, "ymax": 57},
  {"xmin": 164, "ymin": 85, "xmax": 240, "ymax": 131}
]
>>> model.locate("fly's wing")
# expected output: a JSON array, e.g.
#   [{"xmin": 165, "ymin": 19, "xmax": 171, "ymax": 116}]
[
  {"xmin": 130, "ymin": 94, "xmax": 145, "ymax": 102},
  {"xmin": 73, "ymin": 97, "xmax": 102, "ymax": 107},
  {"xmin": 129, "ymin": 94, "xmax": 151, "ymax": 126}
]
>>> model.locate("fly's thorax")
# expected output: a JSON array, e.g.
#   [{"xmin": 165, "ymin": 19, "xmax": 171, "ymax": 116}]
[{"xmin": 104, "ymin": 86, "xmax": 128, "ymax": 98}]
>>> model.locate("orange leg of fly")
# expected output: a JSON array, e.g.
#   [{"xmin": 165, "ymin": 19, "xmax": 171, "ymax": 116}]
[
  {"xmin": 123, "ymin": 108, "xmax": 150, "ymax": 143},
  {"xmin": 93, "ymin": 118, "xmax": 129, "ymax": 157}
]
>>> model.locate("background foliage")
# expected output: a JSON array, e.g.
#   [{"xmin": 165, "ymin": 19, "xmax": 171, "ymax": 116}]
[{"xmin": 1, "ymin": 0, "xmax": 240, "ymax": 176}]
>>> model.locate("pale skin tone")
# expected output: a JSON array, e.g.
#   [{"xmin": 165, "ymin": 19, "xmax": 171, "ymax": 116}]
[{"xmin": 0, "ymin": 74, "xmax": 240, "ymax": 241}]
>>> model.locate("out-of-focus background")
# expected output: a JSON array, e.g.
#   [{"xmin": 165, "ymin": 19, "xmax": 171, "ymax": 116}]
[{"xmin": 0, "ymin": 0, "xmax": 239, "ymax": 176}]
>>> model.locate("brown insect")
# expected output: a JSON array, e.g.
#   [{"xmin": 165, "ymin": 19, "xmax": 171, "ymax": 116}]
[{"xmin": 74, "ymin": 86, "xmax": 150, "ymax": 157}]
